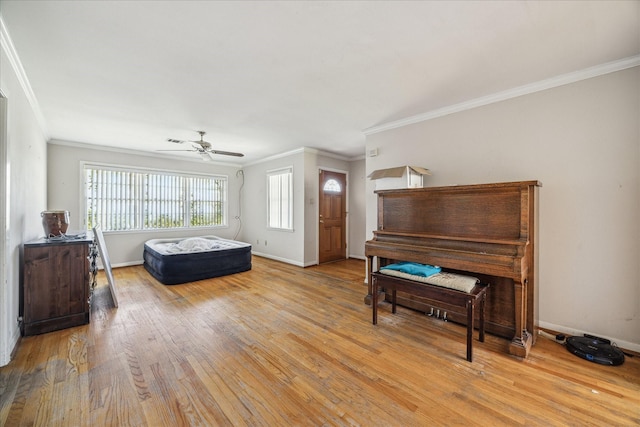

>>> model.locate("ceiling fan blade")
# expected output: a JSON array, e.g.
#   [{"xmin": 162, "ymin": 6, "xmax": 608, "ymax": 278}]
[{"xmin": 210, "ymin": 150, "xmax": 245, "ymax": 157}]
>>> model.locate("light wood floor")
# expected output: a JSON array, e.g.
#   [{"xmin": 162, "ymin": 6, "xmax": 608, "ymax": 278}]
[{"xmin": 1, "ymin": 256, "xmax": 639, "ymax": 426}]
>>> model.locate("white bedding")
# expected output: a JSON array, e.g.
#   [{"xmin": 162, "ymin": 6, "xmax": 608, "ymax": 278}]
[{"xmin": 145, "ymin": 236, "xmax": 250, "ymax": 256}]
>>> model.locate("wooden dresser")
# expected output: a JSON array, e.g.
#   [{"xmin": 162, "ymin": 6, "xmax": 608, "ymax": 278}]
[{"xmin": 21, "ymin": 237, "xmax": 95, "ymax": 336}]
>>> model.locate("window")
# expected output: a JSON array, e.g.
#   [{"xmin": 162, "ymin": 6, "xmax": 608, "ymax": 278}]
[
  {"xmin": 323, "ymin": 178, "xmax": 341, "ymax": 193},
  {"xmin": 267, "ymin": 167, "xmax": 293, "ymax": 230},
  {"xmin": 84, "ymin": 164, "xmax": 227, "ymax": 232}
]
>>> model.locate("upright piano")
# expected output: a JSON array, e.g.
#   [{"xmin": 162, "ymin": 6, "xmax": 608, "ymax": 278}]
[{"xmin": 365, "ymin": 180, "xmax": 541, "ymax": 357}]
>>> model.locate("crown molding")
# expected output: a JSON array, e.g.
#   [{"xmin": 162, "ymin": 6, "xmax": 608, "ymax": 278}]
[
  {"xmin": 0, "ymin": 17, "xmax": 49, "ymax": 140},
  {"xmin": 243, "ymin": 147, "xmax": 307, "ymax": 167},
  {"xmin": 364, "ymin": 55, "xmax": 640, "ymax": 136},
  {"xmin": 51, "ymin": 138, "xmax": 362, "ymax": 168},
  {"xmin": 48, "ymin": 139, "xmax": 244, "ymax": 168},
  {"xmin": 243, "ymin": 146, "xmax": 357, "ymax": 167},
  {"xmin": 314, "ymin": 148, "xmax": 360, "ymax": 162}
]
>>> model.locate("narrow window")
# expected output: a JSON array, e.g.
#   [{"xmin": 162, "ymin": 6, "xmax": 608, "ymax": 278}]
[{"xmin": 267, "ymin": 167, "xmax": 293, "ymax": 230}]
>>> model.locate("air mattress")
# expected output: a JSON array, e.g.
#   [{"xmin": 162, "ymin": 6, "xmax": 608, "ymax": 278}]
[{"xmin": 143, "ymin": 236, "xmax": 252, "ymax": 285}]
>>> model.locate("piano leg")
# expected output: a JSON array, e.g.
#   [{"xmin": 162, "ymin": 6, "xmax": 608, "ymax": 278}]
[
  {"xmin": 391, "ymin": 289, "xmax": 397, "ymax": 314},
  {"xmin": 509, "ymin": 279, "xmax": 532, "ymax": 357},
  {"xmin": 364, "ymin": 255, "xmax": 374, "ymax": 305},
  {"xmin": 479, "ymin": 291, "xmax": 486, "ymax": 343},
  {"xmin": 372, "ymin": 274, "xmax": 378, "ymax": 325}
]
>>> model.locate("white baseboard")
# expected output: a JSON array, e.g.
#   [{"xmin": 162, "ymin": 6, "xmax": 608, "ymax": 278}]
[
  {"xmin": 251, "ymin": 251, "xmax": 305, "ymax": 267},
  {"xmin": 108, "ymin": 256, "xmax": 365, "ymax": 270},
  {"xmin": 538, "ymin": 320, "xmax": 639, "ymax": 354},
  {"xmin": 0, "ymin": 326, "xmax": 21, "ymax": 367},
  {"xmin": 96, "ymin": 260, "xmax": 143, "ymax": 270}
]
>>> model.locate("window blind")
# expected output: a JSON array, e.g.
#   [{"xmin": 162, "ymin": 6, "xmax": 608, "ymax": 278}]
[{"xmin": 85, "ymin": 165, "xmax": 227, "ymax": 232}]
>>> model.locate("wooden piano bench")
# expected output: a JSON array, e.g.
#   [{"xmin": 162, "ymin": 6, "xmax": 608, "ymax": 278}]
[{"xmin": 371, "ymin": 272, "xmax": 488, "ymax": 362}]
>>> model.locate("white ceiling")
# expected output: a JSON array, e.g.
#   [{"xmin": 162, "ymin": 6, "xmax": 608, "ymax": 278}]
[{"xmin": 1, "ymin": 1, "xmax": 638, "ymax": 165}]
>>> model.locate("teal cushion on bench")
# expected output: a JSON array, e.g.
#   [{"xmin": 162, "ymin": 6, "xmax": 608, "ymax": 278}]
[{"xmin": 380, "ymin": 262, "xmax": 441, "ymax": 277}]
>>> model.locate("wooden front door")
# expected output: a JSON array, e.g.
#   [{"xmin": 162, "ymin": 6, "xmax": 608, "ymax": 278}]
[{"xmin": 318, "ymin": 170, "xmax": 347, "ymax": 264}]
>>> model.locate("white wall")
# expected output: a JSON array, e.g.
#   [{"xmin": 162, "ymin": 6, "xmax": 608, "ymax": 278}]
[
  {"xmin": 241, "ymin": 149, "xmax": 307, "ymax": 265},
  {"xmin": 0, "ymin": 42, "xmax": 48, "ymax": 365},
  {"xmin": 304, "ymin": 151, "xmax": 319, "ymax": 266},
  {"xmin": 47, "ymin": 142, "xmax": 243, "ymax": 266},
  {"xmin": 365, "ymin": 67, "xmax": 640, "ymax": 350},
  {"xmin": 347, "ymin": 158, "xmax": 366, "ymax": 260},
  {"xmin": 240, "ymin": 148, "xmax": 363, "ymax": 267},
  {"xmin": 46, "ymin": 142, "xmax": 367, "ymax": 271}
]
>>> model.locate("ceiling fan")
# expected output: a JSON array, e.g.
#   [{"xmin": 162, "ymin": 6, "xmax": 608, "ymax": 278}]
[{"xmin": 161, "ymin": 131, "xmax": 244, "ymax": 161}]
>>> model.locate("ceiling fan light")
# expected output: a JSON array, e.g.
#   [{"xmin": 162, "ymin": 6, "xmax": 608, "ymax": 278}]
[{"xmin": 199, "ymin": 151, "xmax": 212, "ymax": 161}]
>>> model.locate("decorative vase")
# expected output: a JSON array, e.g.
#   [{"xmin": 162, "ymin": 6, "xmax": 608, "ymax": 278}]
[{"xmin": 41, "ymin": 210, "xmax": 70, "ymax": 237}]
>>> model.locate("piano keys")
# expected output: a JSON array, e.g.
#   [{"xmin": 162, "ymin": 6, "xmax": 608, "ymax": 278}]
[{"xmin": 365, "ymin": 180, "xmax": 541, "ymax": 358}]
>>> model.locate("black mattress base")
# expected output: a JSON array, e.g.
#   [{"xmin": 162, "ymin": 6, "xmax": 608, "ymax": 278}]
[{"xmin": 143, "ymin": 236, "xmax": 252, "ymax": 285}]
